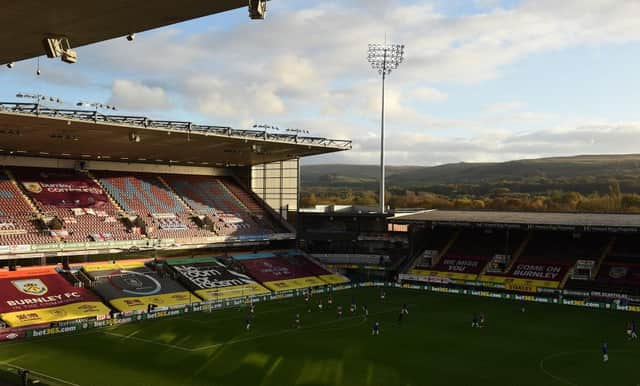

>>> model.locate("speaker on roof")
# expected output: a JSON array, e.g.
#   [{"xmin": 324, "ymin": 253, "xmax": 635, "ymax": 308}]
[{"xmin": 74, "ymin": 160, "xmax": 87, "ymax": 172}]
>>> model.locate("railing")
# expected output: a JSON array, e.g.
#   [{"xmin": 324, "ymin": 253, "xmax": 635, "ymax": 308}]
[
  {"xmin": 0, "ymin": 232, "xmax": 297, "ymax": 256},
  {"xmin": 0, "ymin": 102, "xmax": 352, "ymax": 149}
]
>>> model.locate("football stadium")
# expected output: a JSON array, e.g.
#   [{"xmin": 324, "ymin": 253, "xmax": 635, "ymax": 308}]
[{"xmin": 0, "ymin": 2, "xmax": 638, "ymax": 386}]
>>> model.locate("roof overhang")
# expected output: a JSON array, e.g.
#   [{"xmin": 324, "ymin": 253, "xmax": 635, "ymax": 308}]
[
  {"xmin": 1, "ymin": 0, "xmax": 248, "ymax": 65},
  {"xmin": 390, "ymin": 210, "xmax": 640, "ymax": 232},
  {"xmin": 0, "ymin": 103, "xmax": 351, "ymax": 166}
]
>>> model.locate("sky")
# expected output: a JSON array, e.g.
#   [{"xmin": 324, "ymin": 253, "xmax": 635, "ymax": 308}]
[{"xmin": 1, "ymin": 0, "xmax": 640, "ymax": 166}]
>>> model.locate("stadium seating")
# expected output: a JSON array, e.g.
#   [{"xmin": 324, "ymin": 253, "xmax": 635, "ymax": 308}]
[
  {"xmin": 0, "ymin": 171, "xmax": 54, "ymax": 246},
  {"xmin": 10, "ymin": 167, "xmax": 140, "ymax": 243},
  {"xmin": 233, "ymin": 250, "xmax": 348, "ymax": 290},
  {"xmin": 0, "ymin": 266, "xmax": 110, "ymax": 327},
  {"xmin": 95, "ymin": 172, "xmax": 211, "ymax": 241},
  {"xmin": 591, "ymin": 235, "xmax": 640, "ymax": 296},
  {"xmin": 412, "ymin": 228, "xmax": 459, "ymax": 269},
  {"xmin": 165, "ymin": 256, "xmax": 271, "ymax": 300},
  {"xmin": 82, "ymin": 260, "xmax": 192, "ymax": 312},
  {"xmin": 162, "ymin": 174, "xmax": 278, "ymax": 237}
]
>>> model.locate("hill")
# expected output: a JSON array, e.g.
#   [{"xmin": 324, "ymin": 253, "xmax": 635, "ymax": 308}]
[{"xmin": 302, "ymin": 154, "xmax": 640, "ymax": 195}]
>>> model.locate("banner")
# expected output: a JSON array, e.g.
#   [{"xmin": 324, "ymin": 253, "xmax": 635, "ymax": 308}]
[
  {"xmin": 83, "ymin": 261, "xmax": 147, "ymax": 274},
  {"xmin": 509, "ymin": 262, "xmax": 569, "ymax": 281},
  {"xmin": 0, "ymin": 271, "xmax": 109, "ymax": 327},
  {"xmin": 110, "ymin": 293, "xmax": 192, "ymax": 312},
  {"xmin": 0, "ymin": 273, "xmax": 103, "ymax": 313},
  {"xmin": 263, "ymin": 276, "xmax": 326, "ymax": 291},
  {"xmin": 409, "ymin": 268, "xmax": 478, "ymax": 281},
  {"xmin": 480, "ymin": 275, "xmax": 561, "ymax": 290},
  {"xmin": 237, "ymin": 255, "xmax": 330, "ymax": 283},
  {"xmin": 20, "ymin": 170, "xmax": 108, "ymax": 208},
  {"xmin": 434, "ymin": 255, "xmax": 488, "ymax": 275},
  {"xmin": 168, "ymin": 257, "xmax": 270, "ymax": 300},
  {"xmin": 2, "ymin": 301, "xmax": 109, "ymax": 327},
  {"xmin": 597, "ymin": 262, "xmax": 640, "ymax": 285},
  {"xmin": 88, "ymin": 264, "xmax": 192, "ymax": 312},
  {"xmin": 318, "ymin": 274, "xmax": 350, "ymax": 285}
]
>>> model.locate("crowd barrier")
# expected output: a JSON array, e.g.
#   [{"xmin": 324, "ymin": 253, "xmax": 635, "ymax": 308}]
[{"xmin": 0, "ymin": 281, "xmax": 637, "ymax": 343}]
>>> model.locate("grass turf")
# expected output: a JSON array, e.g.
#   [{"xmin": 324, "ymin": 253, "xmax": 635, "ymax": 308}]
[{"xmin": 0, "ymin": 287, "xmax": 637, "ymax": 386}]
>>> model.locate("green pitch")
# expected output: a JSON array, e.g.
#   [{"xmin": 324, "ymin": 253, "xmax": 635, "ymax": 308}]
[{"xmin": 0, "ymin": 287, "xmax": 637, "ymax": 386}]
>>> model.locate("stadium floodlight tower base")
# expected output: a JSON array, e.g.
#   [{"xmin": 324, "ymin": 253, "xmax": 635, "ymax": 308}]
[{"xmin": 367, "ymin": 42, "xmax": 404, "ymax": 213}]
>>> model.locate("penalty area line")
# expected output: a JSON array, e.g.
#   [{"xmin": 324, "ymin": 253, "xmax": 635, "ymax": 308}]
[{"xmin": 101, "ymin": 331, "xmax": 193, "ymax": 352}]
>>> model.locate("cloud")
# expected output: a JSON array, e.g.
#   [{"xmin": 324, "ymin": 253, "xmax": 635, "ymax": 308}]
[
  {"xmin": 306, "ymin": 122, "xmax": 640, "ymax": 166},
  {"xmin": 108, "ymin": 80, "xmax": 170, "ymax": 110},
  {"xmin": 9, "ymin": 0, "xmax": 640, "ymax": 166},
  {"xmin": 486, "ymin": 101, "xmax": 525, "ymax": 114},
  {"xmin": 412, "ymin": 87, "xmax": 448, "ymax": 102}
]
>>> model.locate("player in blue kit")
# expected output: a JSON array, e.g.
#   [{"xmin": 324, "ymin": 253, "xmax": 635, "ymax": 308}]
[
  {"xmin": 372, "ymin": 321, "xmax": 380, "ymax": 336},
  {"xmin": 472, "ymin": 313, "xmax": 480, "ymax": 328},
  {"xmin": 602, "ymin": 342, "xmax": 608, "ymax": 362}
]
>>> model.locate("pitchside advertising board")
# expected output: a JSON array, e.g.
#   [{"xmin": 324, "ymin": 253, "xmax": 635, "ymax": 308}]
[
  {"xmin": 0, "ymin": 271, "xmax": 109, "ymax": 327},
  {"xmin": 84, "ymin": 262, "xmax": 192, "ymax": 312},
  {"xmin": 167, "ymin": 257, "xmax": 270, "ymax": 300}
]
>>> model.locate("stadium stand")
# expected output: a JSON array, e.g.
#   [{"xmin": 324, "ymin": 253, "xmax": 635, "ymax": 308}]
[
  {"xmin": 10, "ymin": 167, "xmax": 141, "ymax": 243},
  {"xmin": 0, "ymin": 267, "xmax": 110, "ymax": 327},
  {"xmin": 478, "ymin": 231, "xmax": 610, "ymax": 290},
  {"xmin": 0, "ymin": 171, "xmax": 54, "ymax": 246},
  {"xmin": 94, "ymin": 171, "xmax": 212, "ymax": 241},
  {"xmin": 408, "ymin": 229, "xmax": 525, "ymax": 281},
  {"xmin": 233, "ymin": 250, "xmax": 348, "ymax": 290},
  {"xmin": 82, "ymin": 260, "xmax": 192, "ymax": 312},
  {"xmin": 162, "ymin": 174, "xmax": 280, "ymax": 237},
  {"xmin": 575, "ymin": 235, "xmax": 640, "ymax": 296},
  {"xmin": 166, "ymin": 256, "xmax": 271, "ymax": 300}
]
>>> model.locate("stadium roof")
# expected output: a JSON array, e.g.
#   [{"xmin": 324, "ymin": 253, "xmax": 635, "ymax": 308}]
[
  {"xmin": 0, "ymin": 103, "xmax": 351, "ymax": 166},
  {"xmin": 391, "ymin": 209, "xmax": 640, "ymax": 230},
  {"xmin": 1, "ymin": 0, "xmax": 246, "ymax": 65}
]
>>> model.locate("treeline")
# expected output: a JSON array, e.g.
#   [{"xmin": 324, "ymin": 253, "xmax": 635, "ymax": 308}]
[{"xmin": 300, "ymin": 181, "xmax": 640, "ymax": 212}]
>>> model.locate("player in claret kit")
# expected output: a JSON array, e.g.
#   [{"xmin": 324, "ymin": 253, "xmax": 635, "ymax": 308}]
[
  {"xmin": 245, "ymin": 314, "xmax": 253, "ymax": 331},
  {"xmin": 337, "ymin": 305, "xmax": 343, "ymax": 318},
  {"xmin": 627, "ymin": 320, "xmax": 637, "ymax": 340}
]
